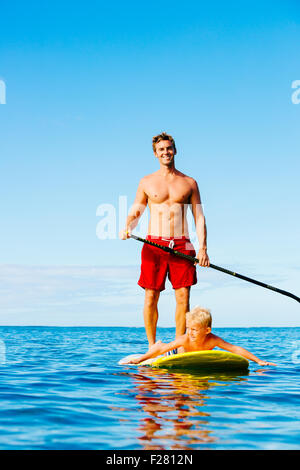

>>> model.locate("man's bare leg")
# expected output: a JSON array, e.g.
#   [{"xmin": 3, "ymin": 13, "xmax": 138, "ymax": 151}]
[
  {"xmin": 174, "ymin": 286, "xmax": 190, "ymax": 338},
  {"xmin": 143, "ymin": 288, "xmax": 160, "ymax": 347}
]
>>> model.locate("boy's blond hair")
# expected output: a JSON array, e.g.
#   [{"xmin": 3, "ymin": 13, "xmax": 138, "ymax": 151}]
[{"xmin": 186, "ymin": 306, "xmax": 212, "ymax": 328}]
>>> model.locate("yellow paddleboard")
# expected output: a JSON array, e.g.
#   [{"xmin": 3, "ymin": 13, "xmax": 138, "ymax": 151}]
[{"xmin": 141, "ymin": 350, "xmax": 249, "ymax": 371}]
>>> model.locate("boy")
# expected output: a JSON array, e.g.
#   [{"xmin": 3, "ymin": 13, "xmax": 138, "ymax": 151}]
[{"xmin": 124, "ymin": 306, "xmax": 276, "ymax": 366}]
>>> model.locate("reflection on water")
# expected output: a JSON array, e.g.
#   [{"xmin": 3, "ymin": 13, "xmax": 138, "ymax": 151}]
[
  {"xmin": 0, "ymin": 327, "xmax": 298, "ymax": 450},
  {"xmin": 119, "ymin": 366, "xmax": 249, "ymax": 450}
]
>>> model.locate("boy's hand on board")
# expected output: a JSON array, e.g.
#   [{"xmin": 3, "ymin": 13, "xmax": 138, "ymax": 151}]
[{"xmin": 128, "ymin": 357, "xmax": 143, "ymax": 364}]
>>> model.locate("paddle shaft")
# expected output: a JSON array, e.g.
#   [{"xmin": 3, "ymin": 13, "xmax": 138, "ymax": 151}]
[{"xmin": 129, "ymin": 234, "xmax": 300, "ymax": 304}]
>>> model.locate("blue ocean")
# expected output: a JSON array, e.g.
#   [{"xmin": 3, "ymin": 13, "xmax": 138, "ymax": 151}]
[{"xmin": 0, "ymin": 326, "xmax": 299, "ymax": 450}]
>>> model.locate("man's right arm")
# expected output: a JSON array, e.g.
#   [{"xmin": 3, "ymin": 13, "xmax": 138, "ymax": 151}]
[{"xmin": 119, "ymin": 178, "xmax": 148, "ymax": 239}]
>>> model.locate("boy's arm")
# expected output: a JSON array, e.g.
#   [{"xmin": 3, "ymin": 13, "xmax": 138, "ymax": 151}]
[
  {"xmin": 124, "ymin": 337, "xmax": 185, "ymax": 364},
  {"xmin": 214, "ymin": 336, "xmax": 276, "ymax": 366}
]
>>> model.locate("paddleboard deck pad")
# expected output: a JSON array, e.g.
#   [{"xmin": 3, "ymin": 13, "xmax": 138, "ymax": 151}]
[{"xmin": 119, "ymin": 350, "xmax": 249, "ymax": 371}]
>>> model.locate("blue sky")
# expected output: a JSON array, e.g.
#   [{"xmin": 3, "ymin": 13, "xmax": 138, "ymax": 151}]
[{"xmin": 0, "ymin": 0, "xmax": 299, "ymax": 326}]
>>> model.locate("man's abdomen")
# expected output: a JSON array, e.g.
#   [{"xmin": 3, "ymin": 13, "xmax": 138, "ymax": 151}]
[{"xmin": 147, "ymin": 202, "xmax": 190, "ymax": 238}]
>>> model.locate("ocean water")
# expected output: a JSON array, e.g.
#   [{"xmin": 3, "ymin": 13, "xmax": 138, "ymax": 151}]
[{"xmin": 0, "ymin": 326, "xmax": 299, "ymax": 450}]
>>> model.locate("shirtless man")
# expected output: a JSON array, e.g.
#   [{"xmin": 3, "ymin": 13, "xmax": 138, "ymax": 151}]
[{"xmin": 120, "ymin": 132, "xmax": 209, "ymax": 346}]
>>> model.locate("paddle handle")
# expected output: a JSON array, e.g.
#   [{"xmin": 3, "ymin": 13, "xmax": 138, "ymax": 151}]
[{"xmin": 129, "ymin": 234, "xmax": 300, "ymax": 303}]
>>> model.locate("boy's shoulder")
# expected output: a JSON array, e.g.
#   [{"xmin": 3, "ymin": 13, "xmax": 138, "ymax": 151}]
[
  {"xmin": 205, "ymin": 333, "xmax": 222, "ymax": 347},
  {"xmin": 173, "ymin": 333, "xmax": 189, "ymax": 349},
  {"xmin": 178, "ymin": 333, "xmax": 189, "ymax": 345}
]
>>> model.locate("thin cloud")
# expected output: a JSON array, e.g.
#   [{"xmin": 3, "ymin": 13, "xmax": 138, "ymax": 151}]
[{"xmin": 0, "ymin": 264, "xmax": 298, "ymax": 326}]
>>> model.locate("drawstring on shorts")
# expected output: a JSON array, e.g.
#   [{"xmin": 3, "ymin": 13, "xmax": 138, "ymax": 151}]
[{"xmin": 161, "ymin": 238, "xmax": 175, "ymax": 249}]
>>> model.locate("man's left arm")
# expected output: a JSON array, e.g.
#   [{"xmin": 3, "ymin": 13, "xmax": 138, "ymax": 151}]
[{"xmin": 190, "ymin": 180, "xmax": 210, "ymax": 267}]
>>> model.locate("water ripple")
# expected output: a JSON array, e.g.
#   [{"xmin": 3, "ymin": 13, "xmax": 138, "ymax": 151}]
[{"xmin": 0, "ymin": 326, "xmax": 299, "ymax": 449}]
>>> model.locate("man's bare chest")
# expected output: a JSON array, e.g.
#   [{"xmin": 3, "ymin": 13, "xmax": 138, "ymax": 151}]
[{"xmin": 145, "ymin": 178, "xmax": 192, "ymax": 204}]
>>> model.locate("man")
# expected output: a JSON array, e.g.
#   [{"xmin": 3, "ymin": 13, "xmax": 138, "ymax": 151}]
[{"xmin": 120, "ymin": 132, "xmax": 209, "ymax": 347}]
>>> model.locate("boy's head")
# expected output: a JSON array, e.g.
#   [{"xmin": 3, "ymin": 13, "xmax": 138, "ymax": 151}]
[{"xmin": 186, "ymin": 306, "xmax": 212, "ymax": 338}]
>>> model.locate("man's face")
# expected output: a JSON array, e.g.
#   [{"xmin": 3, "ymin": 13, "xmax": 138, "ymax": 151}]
[{"xmin": 154, "ymin": 140, "xmax": 176, "ymax": 165}]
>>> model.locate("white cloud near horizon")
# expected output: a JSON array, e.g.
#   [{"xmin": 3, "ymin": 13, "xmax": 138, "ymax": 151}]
[{"xmin": 0, "ymin": 264, "xmax": 299, "ymax": 327}]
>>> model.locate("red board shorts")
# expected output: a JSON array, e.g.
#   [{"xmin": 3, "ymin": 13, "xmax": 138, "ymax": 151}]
[{"xmin": 138, "ymin": 236, "xmax": 197, "ymax": 292}]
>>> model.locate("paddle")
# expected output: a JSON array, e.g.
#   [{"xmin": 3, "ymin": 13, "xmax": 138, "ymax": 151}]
[{"xmin": 129, "ymin": 234, "xmax": 300, "ymax": 304}]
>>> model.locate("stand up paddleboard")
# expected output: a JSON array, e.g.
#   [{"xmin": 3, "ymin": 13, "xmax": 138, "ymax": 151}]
[{"xmin": 119, "ymin": 350, "xmax": 249, "ymax": 371}]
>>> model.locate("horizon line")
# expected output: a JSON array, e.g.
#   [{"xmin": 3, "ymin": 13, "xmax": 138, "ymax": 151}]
[{"xmin": 0, "ymin": 325, "xmax": 298, "ymax": 328}]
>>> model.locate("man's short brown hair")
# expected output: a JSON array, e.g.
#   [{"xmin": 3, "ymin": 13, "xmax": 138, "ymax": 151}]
[{"xmin": 152, "ymin": 132, "xmax": 176, "ymax": 153}]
